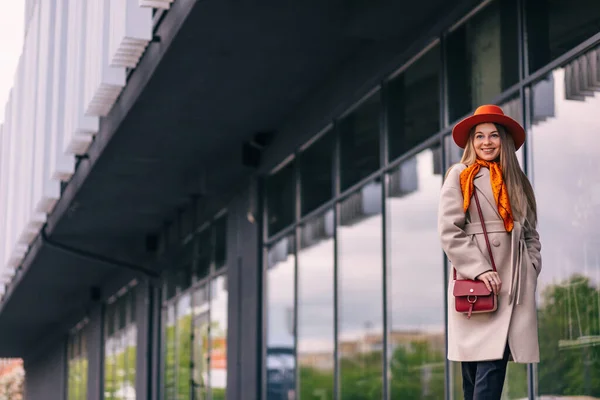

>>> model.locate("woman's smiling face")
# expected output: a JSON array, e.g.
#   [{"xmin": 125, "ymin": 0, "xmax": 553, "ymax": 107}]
[{"xmin": 473, "ymin": 122, "xmax": 501, "ymax": 161}]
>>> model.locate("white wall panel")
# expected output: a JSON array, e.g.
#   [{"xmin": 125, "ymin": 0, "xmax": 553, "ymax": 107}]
[
  {"xmin": 6, "ymin": 57, "xmax": 24, "ymax": 270},
  {"xmin": 63, "ymin": 0, "xmax": 99, "ymax": 156},
  {"xmin": 33, "ymin": 0, "xmax": 58, "ymax": 215},
  {"xmin": 17, "ymin": 12, "xmax": 35, "ymax": 249},
  {"xmin": 84, "ymin": 0, "xmax": 127, "ymax": 118},
  {"xmin": 0, "ymin": 98, "xmax": 12, "ymax": 273},
  {"xmin": 48, "ymin": 0, "xmax": 74, "ymax": 182},
  {"xmin": 0, "ymin": 122, "xmax": 6, "ymax": 290},
  {"xmin": 109, "ymin": 0, "xmax": 152, "ymax": 69},
  {"xmin": 139, "ymin": 0, "xmax": 175, "ymax": 10},
  {"xmin": 19, "ymin": 5, "xmax": 45, "ymax": 248}
]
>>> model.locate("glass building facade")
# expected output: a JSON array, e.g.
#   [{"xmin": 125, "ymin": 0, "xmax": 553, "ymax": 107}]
[
  {"xmin": 263, "ymin": 0, "xmax": 600, "ymax": 399},
  {"xmin": 19, "ymin": 1, "xmax": 600, "ymax": 400}
]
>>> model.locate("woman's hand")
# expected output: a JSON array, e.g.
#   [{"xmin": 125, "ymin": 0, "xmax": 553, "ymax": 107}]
[{"xmin": 477, "ymin": 271, "xmax": 502, "ymax": 294}]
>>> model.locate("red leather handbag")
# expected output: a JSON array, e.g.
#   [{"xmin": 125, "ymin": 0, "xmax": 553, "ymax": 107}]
[{"xmin": 453, "ymin": 189, "xmax": 498, "ymax": 319}]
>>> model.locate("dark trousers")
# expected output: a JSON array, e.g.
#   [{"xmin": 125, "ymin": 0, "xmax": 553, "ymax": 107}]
[{"xmin": 461, "ymin": 345, "xmax": 511, "ymax": 400}]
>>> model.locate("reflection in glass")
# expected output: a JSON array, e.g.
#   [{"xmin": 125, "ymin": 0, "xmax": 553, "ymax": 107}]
[
  {"xmin": 446, "ymin": 0, "xmax": 519, "ymax": 121},
  {"xmin": 126, "ymin": 324, "xmax": 137, "ymax": 400},
  {"xmin": 526, "ymin": 0, "xmax": 600, "ymax": 73},
  {"xmin": 499, "ymin": 97, "xmax": 525, "ymax": 166},
  {"xmin": 266, "ymin": 161, "xmax": 296, "ymax": 236},
  {"xmin": 386, "ymin": 148, "xmax": 446, "ymax": 399},
  {"xmin": 177, "ymin": 293, "xmax": 192, "ymax": 400},
  {"xmin": 68, "ymin": 328, "xmax": 88, "ymax": 400},
  {"xmin": 338, "ymin": 181, "xmax": 383, "ymax": 400},
  {"xmin": 104, "ymin": 306, "xmax": 116, "ymax": 400},
  {"xmin": 81, "ymin": 338, "xmax": 88, "ymax": 400},
  {"xmin": 193, "ymin": 285, "xmax": 210, "ymax": 400},
  {"xmin": 530, "ymin": 64, "xmax": 600, "ymax": 398},
  {"xmin": 266, "ymin": 235, "xmax": 296, "ymax": 400},
  {"xmin": 300, "ymin": 129, "xmax": 334, "ymax": 216},
  {"xmin": 297, "ymin": 211, "xmax": 335, "ymax": 400},
  {"xmin": 164, "ymin": 303, "xmax": 177, "ymax": 399},
  {"xmin": 68, "ymin": 341, "xmax": 74, "ymax": 400},
  {"xmin": 388, "ymin": 44, "xmax": 441, "ymax": 161},
  {"xmin": 214, "ymin": 215, "xmax": 228, "ymax": 270},
  {"xmin": 210, "ymin": 275, "xmax": 228, "ymax": 400},
  {"xmin": 127, "ymin": 292, "xmax": 137, "ymax": 398},
  {"xmin": 103, "ymin": 291, "xmax": 138, "ymax": 400},
  {"xmin": 115, "ymin": 302, "xmax": 126, "ymax": 400},
  {"xmin": 339, "ymin": 93, "xmax": 381, "ymax": 191},
  {"xmin": 196, "ymin": 228, "xmax": 212, "ymax": 280}
]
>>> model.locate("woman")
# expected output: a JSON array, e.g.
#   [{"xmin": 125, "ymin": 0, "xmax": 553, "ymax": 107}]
[{"xmin": 438, "ymin": 105, "xmax": 542, "ymax": 400}]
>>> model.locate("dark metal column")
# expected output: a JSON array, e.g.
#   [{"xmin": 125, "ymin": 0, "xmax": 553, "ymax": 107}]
[
  {"xmin": 226, "ymin": 184, "xmax": 262, "ymax": 400},
  {"xmin": 134, "ymin": 280, "xmax": 152, "ymax": 400}
]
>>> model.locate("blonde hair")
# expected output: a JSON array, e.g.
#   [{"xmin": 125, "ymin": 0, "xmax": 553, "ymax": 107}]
[{"xmin": 456, "ymin": 123, "xmax": 537, "ymax": 226}]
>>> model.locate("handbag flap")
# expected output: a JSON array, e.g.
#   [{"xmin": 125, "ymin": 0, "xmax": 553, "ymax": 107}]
[{"xmin": 453, "ymin": 280, "xmax": 491, "ymax": 296}]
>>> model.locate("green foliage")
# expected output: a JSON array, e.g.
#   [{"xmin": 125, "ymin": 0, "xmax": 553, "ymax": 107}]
[
  {"xmin": 339, "ymin": 351, "xmax": 383, "ymax": 400},
  {"xmin": 298, "ymin": 365, "xmax": 334, "ymax": 400},
  {"xmin": 178, "ymin": 313, "xmax": 193, "ymax": 399},
  {"xmin": 165, "ymin": 321, "xmax": 177, "ymax": 398},
  {"xmin": 504, "ymin": 362, "xmax": 527, "ymax": 399},
  {"xmin": 389, "ymin": 341, "xmax": 444, "ymax": 400},
  {"xmin": 68, "ymin": 356, "xmax": 88, "ymax": 400},
  {"xmin": 212, "ymin": 388, "xmax": 227, "ymax": 400},
  {"xmin": 537, "ymin": 274, "xmax": 600, "ymax": 397}
]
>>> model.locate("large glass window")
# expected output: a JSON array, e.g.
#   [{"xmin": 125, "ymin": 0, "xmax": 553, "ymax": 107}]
[
  {"xmin": 164, "ymin": 279, "xmax": 226, "ymax": 400},
  {"xmin": 104, "ymin": 287, "xmax": 137, "ymax": 400},
  {"xmin": 339, "ymin": 93, "xmax": 382, "ymax": 191},
  {"xmin": 68, "ymin": 325, "xmax": 88, "ymax": 400},
  {"xmin": 266, "ymin": 235, "xmax": 296, "ymax": 400},
  {"xmin": 177, "ymin": 293, "xmax": 193, "ymax": 399},
  {"xmin": 163, "ymin": 215, "xmax": 229, "ymax": 400},
  {"xmin": 386, "ymin": 147, "xmax": 445, "ymax": 399},
  {"xmin": 446, "ymin": 0, "xmax": 519, "ymax": 122},
  {"xmin": 299, "ymin": 129, "xmax": 334, "ymax": 216},
  {"xmin": 388, "ymin": 44, "xmax": 441, "ymax": 161},
  {"xmin": 163, "ymin": 302, "xmax": 177, "ymax": 399},
  {"xmin": 297, "ymin": 211, "xmax": 335, "ymax": 400},
  {"xmin": 338, "ymin": 180, "xmax": 384, "ymax": 400},
  {"xmin": 210, "ymin": 275, "xmax": 228, "ymax": 400},
  {"xmin": 266, "ymin": 161, "xmax": 296, "ymax": 236},
  {"xmin": 526, "ymin": 0, "xmax": 600, "ymax": 73},
  {"xmin": 530, "ymin": 58, "xmax": 600, "ymax": 397}
]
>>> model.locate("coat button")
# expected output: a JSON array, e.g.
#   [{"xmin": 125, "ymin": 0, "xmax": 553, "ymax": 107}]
[{"xmin": 492, "ymin": 239, "xmax": 500, "ymax": 247}]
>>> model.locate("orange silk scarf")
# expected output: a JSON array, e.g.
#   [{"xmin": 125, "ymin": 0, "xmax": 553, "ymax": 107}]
[{"xmin": 459, "ymin": 159, "xmax": 514, "ymax": 232}]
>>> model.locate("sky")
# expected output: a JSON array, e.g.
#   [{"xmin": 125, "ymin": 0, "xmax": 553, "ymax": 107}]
[{"xmin": 0, "ymin": 2, "xmax": 25, "ymax": 123}]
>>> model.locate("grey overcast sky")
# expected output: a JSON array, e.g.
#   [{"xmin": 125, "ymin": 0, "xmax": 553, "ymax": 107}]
[{"xmin": 0, "ymin": 2, "xmax": 25, "ymax": 123}]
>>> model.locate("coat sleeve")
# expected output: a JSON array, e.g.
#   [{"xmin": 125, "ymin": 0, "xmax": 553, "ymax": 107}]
[
  {"xmin": 524, "ymin": 210, "xmax": 542, "ymax": 276},
  {"xmin": 438, "ymin": 165, "xmax": 493, "ymax": 280}
]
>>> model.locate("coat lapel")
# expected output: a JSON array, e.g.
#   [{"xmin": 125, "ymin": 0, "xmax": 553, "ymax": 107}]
[{"xmin": 473, "ymin": 168, "xmax": 502, "ymax": 220}]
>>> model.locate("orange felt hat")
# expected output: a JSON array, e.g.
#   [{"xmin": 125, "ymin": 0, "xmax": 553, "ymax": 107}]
[{"xmin": 452, "ymin": 104, "xmax": 526, "ymax": 150}]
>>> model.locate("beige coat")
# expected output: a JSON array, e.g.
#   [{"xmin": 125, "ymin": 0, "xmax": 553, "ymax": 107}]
[{"xmin": 438, "ymin": 164, "xmax": 542, "ymax": 363}]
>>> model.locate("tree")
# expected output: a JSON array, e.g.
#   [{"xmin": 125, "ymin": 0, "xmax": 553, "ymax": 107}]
[
  {"xmin": 537, "ymin": 274, "xmax": 600, "ymax": 397},
  {"xmin": 389, "ymin": 341, "xmax": 445, "ymax": 400}
]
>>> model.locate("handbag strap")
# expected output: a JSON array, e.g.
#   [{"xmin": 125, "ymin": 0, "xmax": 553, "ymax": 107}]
[{"xmin": 453, "ymin": 188, "xmax": 498, "ymax": 280}]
